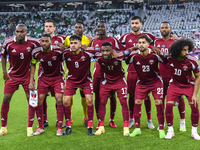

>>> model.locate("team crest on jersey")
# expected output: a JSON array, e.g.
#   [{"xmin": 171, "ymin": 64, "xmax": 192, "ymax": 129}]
[
  {"xmin": 27, "ymin": 47, "xmax": 31, "ymax": 52},
  {"xmin": 81, "ymin": 56, "xmax": 85, "ymax": 61},
  {"xmin": 54, "ymin": 41, "xmax": 58, "ymax": 44},
  {"xmin": 114, "ymin": 61, "xmax": 118, "ymax": 65},
  {"xmin": 161, "ymin": 44, "xmax": 166, "ymax": 48},
  {"xmin": 101, "ymin": 63, "xmax": 105, "ymax": 65},
  {"xmin": 183, "ymin": 66, "xmax": 188, "ymax": 71},
  {"xmin": 149, "ymin": 60, "xmax": 154, "ymax": 65},
  {"xmin": 52, "ymin": 56, "xmax": 57, "ymax": 60}
]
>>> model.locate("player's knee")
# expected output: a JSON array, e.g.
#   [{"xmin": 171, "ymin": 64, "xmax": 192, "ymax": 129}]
[
  {"xmin": 3, "ymin": 94, "xmax": 12, "ymax": 103},
  {"xmin": 64, "ymin": 100, "xmax": 71, "ymax": 106},
  {"xmin": 56, "ymin": 97, "xmax": 63, "ymax": 105},
  {"xmin": 86, "ymin": 99, "xmax": 93, "ymax": 106},
  {"xmin": 135, "ymin": 99, "xmax": 142, "ymax": 104},
  {"xmin": 155, "ymin": 100, "xmax": 162, "ymax": 105}
]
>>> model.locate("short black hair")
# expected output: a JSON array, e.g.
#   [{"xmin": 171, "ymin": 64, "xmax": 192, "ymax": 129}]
[
  {"xmin": 131, "ymin": 16, "xmax": 142, "ymax": 23},
  {"xmin": 137, "ymin": 35, "xmax": 151, "ymax": 44},
  {"xmin": 161, "ymin": 21, "xmax": 171, "ymax": 28},
  {"xmin": 42, "ymin": 34, "xmax": 52, "ymax": 40},
  {"xmin": 98, "ymin": 21, "xmax": 107, "ymax": 27},
  {"xmin": 101, "ymin": 42, "xmax": 112, "ymax": 47},
  {"xmin": 45, "ymin": 19, "xmax": 55, "ymax": 27},
  {"xmin": 76, "ymin": 21, "xmax": 84, "ymax": 26},
  {"xmin": 69, "ymin": 35, "xmax": 82, "ymax": 42},
  {"xmin": 169, "ymin": 38, "xmax": 194, "ymax": 59}
]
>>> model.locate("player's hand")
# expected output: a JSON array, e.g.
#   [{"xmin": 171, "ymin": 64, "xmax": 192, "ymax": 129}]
[
  {"xmin": 86, "ymin": 35, "xmax": 92, "ymax": 41},
  {"xmin": 81, "ymin": 45, "xmax": 87, "ymax": 51},
  {"xmin": 151, "ymin": 46, "xmax": 162, "ymax": 55},
  {"xmin": 57, "ymin": 43, "xmax": 66, "ymax": 51},
  {"xmin": 3, "ymin": 72, "xmax": 11, "ymax": 81},
  {"xmin": 129, "ymin": 45, "xmax": 138, "ymax": 51},
  {"xmin": 111, "ymin": 50, "xmax": 118, "ymax": 59},
  {"xmin": 171, "ymin": 34, "xmax": 179, "ymax": 41},
  {"xmin": 192, "ymin": 94, "xmax": 199, "ymax": 108},
  {"xmin": 28, "ymin": 82, "xmax": 35, "ymax": 91}
]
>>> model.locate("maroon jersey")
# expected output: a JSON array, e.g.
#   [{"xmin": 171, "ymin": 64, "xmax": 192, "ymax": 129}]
[
  {"xmin": 90, "ymin": 35, "xmax": 124, "ymax": 78},
  {"xmin": 2, "ymin": 36, "xmax": 40, "ymax": 78},
  {"xmin": 154, "ymin": 38, "xmax": 176, "ymax": 78},
  {"xmin": 62, "ymin": 48, "xmax": 100, "ymax": 84},
  {"xmin": 119, "ymin": 32, "xmax": 155, "ymax": 73},
  {"xmin": 167, "ymin": 55, "xmax": 199, "ymax": 87},
  {"xmin": 128, "ymin": 49, "xmax": 167, "ymax": 85},
  {"xmin": 32, "ymin": 45, "xmax": 64, "ymax": 78}
]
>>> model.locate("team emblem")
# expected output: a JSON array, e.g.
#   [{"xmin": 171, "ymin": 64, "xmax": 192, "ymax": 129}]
[
  {"xmin": 52, "ymin": 56, "xmax": 57, "ymax": 60},
  {"xmin": 183, "ymin": 66, "xmax": 188, "ymax": 71},
  {"xmin": 81, "ymin": 56, "xmax": 85, "ymax": 61},
  {"xmin": 101, "ymin": 63, "xmax": 105, "ymax": 65},
  {"xmin": 27, "ymin": 47, "xmax": 31, "ymax": 52},
  {"xmin": 114, "ymin": 61, "xmax": 118, "ymax": 65},
  {"xmin": 161, "ymin": 44, "xmax": 166, "ymax": 48},
  {"xmin": 149, "ymin": 60, "xmax": 154, "ymax": 65},
  {"xmin": 54, "ymin": 41, "xmax": 58, "ymax": 44}
]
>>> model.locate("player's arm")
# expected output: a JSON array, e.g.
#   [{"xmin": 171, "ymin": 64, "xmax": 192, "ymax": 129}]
[
  {"xmin": 2, "ymin": 56, "xmax": 11, "ymax": 81},
  {"xmin": 57, "ymin": 43, "xmax": 66, "ymax": 51},
  {"xmin": 28, "ymin": 58, "xmax": 38, "ymax": 91},
  {"xmin": 112, "ymin": 49, "xmax": 132, "ymax": 59},
  {"xmin": 192, "ymin": 72, "xmax": 200, "ymax": 108}
]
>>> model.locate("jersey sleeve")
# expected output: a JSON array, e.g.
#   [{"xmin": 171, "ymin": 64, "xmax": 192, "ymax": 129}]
[
  {"xmin": 84, "ymin": 47, "xmax": 102, "ymax": 59},
  {"xmin": 1, "ymin": 40, "xmax": 8, "ymax": 57},
  {"xmin": 113, "ymin": 37, "xmax": 124, "ymax": 51}
]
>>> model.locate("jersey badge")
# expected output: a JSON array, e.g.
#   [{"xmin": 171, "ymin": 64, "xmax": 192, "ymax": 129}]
[
  {"xmin": 101, "ymin": 63, "xmax": 105, "ymax": 65},
  {"xmin": 95, "ymin": 44, "xmax": 99, "ymax": 47},
  {"xmin": 114, "ymin": 61, "xmax": 118, "ymax": 65},
  {"xmin": 183, "ymin": 66, "xmax": 188, "ymax": 71},
  {"xmin": 149, "ymin": 60, "xmax": 154, "ymax": 65},
  {"xmin": 136, "ymin": 61, "xmax": 140, "ymax": 65},
  {"xmin": 27, "ymin": 47, "xmax": 31, "ymax": 52},
  {"xmin": 157, "ymin": 44, "xmax": 160, "ymax": 47},
  {"xmin": 54, "ymin": 41, "xmax": 58, "ymax": 44},
  {"xmin": 52, "ymin": 56, "xmax": 57, "ymax": 60},
  {"xmin": 128, "ymin": 39, "xmax": 132, "ymax": 42},
  {"xmin": 11, "ymin": 49, "xmax": 16, "ymax": 52},
  {"xmin": 67, "ymin": 58, "xmax": 71, "ymax": 61},
  {"xmin": 170, "ymin": 63, "xmax": 174, "ymax": 67},
  {"xmin": 81, "ymin": 56, "xmax": 85, "ymax": 61},
  {"xmin": 40, "ymin": 58, "xmax": 44, "ymax": 62},
  {"xmin": 161, "ymin": 44, "xmax": 166, "ymax": 48}
]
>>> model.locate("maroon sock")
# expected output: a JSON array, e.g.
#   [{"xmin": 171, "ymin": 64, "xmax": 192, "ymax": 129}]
[
  {"xmin": 190, "ymin": 104, "xmax": 199, "ymax": 127},
  {"xmin": 36, "ymin": 105, "xmax": 43, "ymax": 128},
  {"xmin": 162, "ymin": 97, "xmax": 165, "ymax": 110},
  {"xmin": 165, "ymin": 103, "xmax": 174, "ymax": 127},
  {"xmin": 144, "ymin": 96, "xmax": 151, "ymax": 120},
  {"xmin": 1, "ymin": 102, "xmax": 9, "ymax": 127},
  {"xmin": 110, "ymin": 93, "xmax": 116, "ymax": 120},
  {"xmin": 95, "ymin": 93, "xmax": 100, "ymax": 119},
  {"xmin": 129, "ymin": 95, "xmax": 135, "ymax": 119},
  {"xmin": 156, "ymin": 104, "xmax": 164, "ymax": 130},
  {"xmin": 28, "ymin": 105, "xmax": 35, "ymax": 127},
  {"xmin": 120, "ymin": 99, "xmax": 129, "ymax": 122},
  {"xmin": 87, "ymin": 104, "xmax": 94, "ymax": 128},
  {"xmin": 134, "ymin": 103, "xmax": 142, "ymax": 128},
  {"xmin": 64, "ymin": 106, "xmax": 71, "ymax": 127},
  {"xmin": 178, "ymin": 97, "xmax": 185, "ymax": 119},
  {"xmin": 56, "ymin": 105, "xmax": 64, "ymax": 129},
  {"xmin": 43, "ymin": 97, "xmax": 47, "ymax": 121},
  {"xmin": 98, "ymin": 99, "xmax": 108, "ymax": 122}
]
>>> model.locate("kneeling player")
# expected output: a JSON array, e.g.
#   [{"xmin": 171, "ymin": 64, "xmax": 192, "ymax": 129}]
[
  {"xmin": 28, "ymin": 34, "xmax": 64, "ymax": 136},
  {"xmin": 165, "ymin": 39, "xmax": 200, "ymax": 140}
]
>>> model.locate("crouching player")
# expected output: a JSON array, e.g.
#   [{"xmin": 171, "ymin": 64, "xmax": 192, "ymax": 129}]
[
  {"xmin": 165, "ymin": 39, "xmax": 200, "ymax": 140},
  {"xmin": 28, "ymin": 34, "xmax": 65, "ymax": 136},
  {"xmin": 94, "ymin": 42, "xmax": 130, "ymax": 136}
]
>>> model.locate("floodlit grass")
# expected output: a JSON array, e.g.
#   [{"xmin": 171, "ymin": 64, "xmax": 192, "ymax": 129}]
[{"xmin": 0, "ymin": 61, "xmax": 200, "ymax": 150}]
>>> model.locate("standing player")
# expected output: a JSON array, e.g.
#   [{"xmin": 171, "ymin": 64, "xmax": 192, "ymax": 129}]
[
  {"xmin": 28, "ymin": 34, "xmax": 64, "ymax": 136},
  {"xmin": 0, "ymin": 24, "xmax": 40, "ymax": 136},
  {"xmin": 94, "ymin": 42, "xmax": 130, "ymax": 136},
  {"xmin": 41, "ymin": 19, "xmax": 66, "ymax": 127},
  {"xmin": 64, "ymin": 21, "xmax": 91, "ymax": 126},
  {"xmin": 90, "ymin": 21, "xmax": 124, "ymax": 129},
  {"xmin": 165, "ymin": 39, "xmax": 200, "ymax": 140},
  {"xmin": 128, "ymin": 35, "xmax": 166, "ymax": 138},
  {"xmin": 119, "ymin": 16, "xmax": 155, "ymax": 129},
  {"xmin": 62, "ymin": 35, "xmax": 95, "ymax": 135},
  {"xmin": 154, "ymin": 21, "xmax": 186, "ymax": 131}
]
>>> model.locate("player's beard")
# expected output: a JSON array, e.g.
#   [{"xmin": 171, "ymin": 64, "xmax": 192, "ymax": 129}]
[
  {"xmin": 161, "ymin": 31, "xmax": 169, "ymax": 37},
  {"xmin": 182, "ymin": 54, "xmax": 188, "ymax": 60},
  {"xmin": 132, "ymin": 27, "xmax": 140, "ymax": 32},
  {"xmin": 103, "ymin": 54, "xmax": 111, "ymax": 60},
  {"xmin": 43, "ymin": 45, "xmax": 50, "ymax": 51},
  {"xmin": 139, "ymin": 47, "xmax": 147, "ymax": 53}
]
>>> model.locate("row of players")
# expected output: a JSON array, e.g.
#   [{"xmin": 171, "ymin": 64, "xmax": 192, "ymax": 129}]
[{"xmin": 0, "ymin": 16, "xmax": 200, "ymax": 140}]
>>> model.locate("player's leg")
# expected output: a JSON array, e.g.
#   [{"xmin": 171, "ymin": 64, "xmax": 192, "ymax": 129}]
[
  {"xmin": 178, "ymin": 96, "xmax": 186, "ymax": 131},
  {"xmin": 42, "ymin": 96, "xmax": 49, "ymax": 127},
  {"xmin": 144, "ymin": 95, "xmax": 154, "ymax": 129},
  {"xmin": 80, "ymin": 88, "xmax": 88, "ymax": 126},
  {"xmin": 109, "ymin": 92, "xmax": 117, "ymax": 128}
]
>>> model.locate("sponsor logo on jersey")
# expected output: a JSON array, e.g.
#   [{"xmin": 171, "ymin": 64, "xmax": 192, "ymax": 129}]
[
  {"xmin": 11, "ymin": 49, "xmax": 16, "ymax": 52},
  {"xmin": 67, "ymin": 58, "xmax": 71, "ymax": 61},
  {"xmin": 136, "ymin": 61, "xmax": 140, "ymax": 65},
  {"xmin": 157, "ymin": 44, "xmax": 160, "ymax": 47},
  {"xmin": 161, "ymin": 44, "xmax": 166, "ymax": 48},
  {"xmin": 95, "ymin": 44, "xmax": 99, "ymax": 47},
  {"xmin": 95, "ymin": 47, "xmax": 100, "ymax": 51},
  {"xmin": 40, "ymin": 58, "xmax": 44, "ymax": 62},
  {"xmin": 52, "ymin": 56, "xmax": 57, "ymax": 60},
  {"xmin": 54, "ymin": 41, "xmax": 58, "ymax": 44},
  {"xmin": 81, "ymin": 56, "xmax": 85, "ymax": 61},
  {"xmin": 128, "ymin": 39, "xmax": 132, "ymax": 42},
  {"xmin": 27, "ymin": 47, "xmax": 31, "ymax": 52},
  {"xmin": 183, "ymin": 66, "xmax": 188, "ymax": 71},
  {"xmin": 170, "ymin": 63, "xmax": 174, "ymax": 67},
  {"xmin": 114, "ymin": 61, "xmax": 118, "ymax": 65},
  {"xmin": 149, "ymin": 60, "xmax": 154, "ymax": 65}
]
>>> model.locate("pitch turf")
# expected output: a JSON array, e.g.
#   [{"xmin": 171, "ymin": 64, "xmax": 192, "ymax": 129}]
[{"xmin": 0, "ymin": 61, "xmax": 200, "ymax": 150}]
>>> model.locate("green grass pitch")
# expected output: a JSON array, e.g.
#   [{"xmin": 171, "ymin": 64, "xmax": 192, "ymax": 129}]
[{"xmin": 0, "ymin": 61, "xmax": 200, "ymax": 150}]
